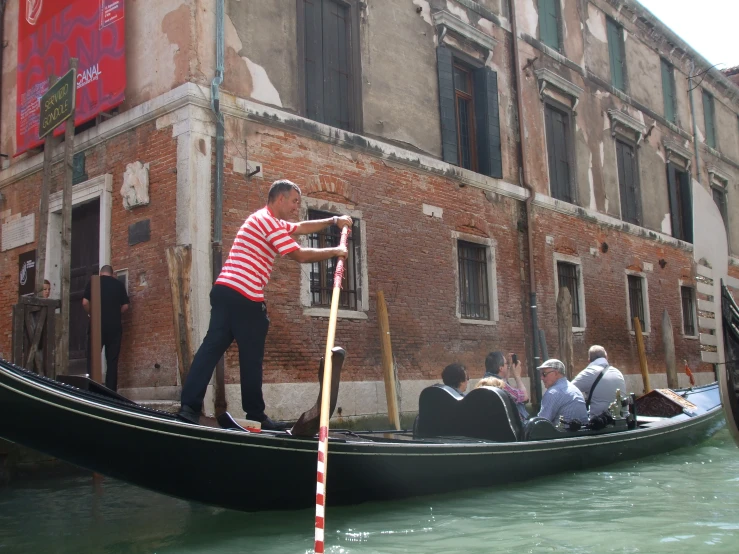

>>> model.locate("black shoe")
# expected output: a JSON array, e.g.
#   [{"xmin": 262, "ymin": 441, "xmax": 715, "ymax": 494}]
[
  {"xmin": 260, "ymin": 416, "xmax": 289, "ymax": 431},
  {"xmin": 178, "ymin": 405, "xmax": 200, "ymax": 425}
]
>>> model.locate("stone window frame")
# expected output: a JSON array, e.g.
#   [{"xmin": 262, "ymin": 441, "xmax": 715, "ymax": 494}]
[
  {"xmin": 678, "ymin": 279, "xmax": 698, "ymax": 339},
  {"xmin": 537, "ymin": 0, "xmax": 564, "ymax": 53},
  {"xmin": 553, "ymin": 252, "xmax": 587, "ymax": 333},
  {"xmin": 708, "ymin": 165, "xmax": 731, "ymax": 247},
  {"xmin": 542, "ymin": 96, "xmax": 579, "ymax": 205},
  {"xmin": 46, "ymin": 174, "xmax": 113, "ymax": 294},
  {"xmin": 299, "ymin": 197, "xmax": 368, "ymax": 320},
  {"xmin": 625, "ymin": 269, "xmax": 650, "ymax": 336},
  {"xmin": 452, "ymin": 231, "xmax": 499, "ymax": 326}
]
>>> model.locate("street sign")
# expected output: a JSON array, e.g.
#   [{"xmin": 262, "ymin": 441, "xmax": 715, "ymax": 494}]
[{"xmin": 38, "ymin": 68, "xmax": 76, "ymax": 139}]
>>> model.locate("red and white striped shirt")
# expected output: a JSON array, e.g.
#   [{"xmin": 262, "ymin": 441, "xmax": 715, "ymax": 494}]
[{"xmin": 215, "ymin": 206, "xmax": 300, "ymax": 301}]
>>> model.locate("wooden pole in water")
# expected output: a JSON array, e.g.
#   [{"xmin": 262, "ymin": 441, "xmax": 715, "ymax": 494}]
[
  {"xmin": 662, "ymin": 309, "xmax": 678, "ymax": 389},
  {"xmin": 557, "ymin": 286, "xmax": 574, "ymax": 379},
  {"xmin": 36, "ymin": 75, "xmax": 58, "ymax": 296},
  {"xmin": 377, "ymin": 291, "xmax": 400, "ymax": 430},
  {"xmin": 58, "ymin": 58, "xmax": 78, "ymax": 375},
  {"xmin": 634, "ymin": 317, "xmax": 652, "ymax": 393},
  {"xmin": 90, "ymin": 275, "xmax": 102, "ymax": 383},
  {"xmin": 314, "ymin": 226, "xmax": 349, "ymax": 554}
]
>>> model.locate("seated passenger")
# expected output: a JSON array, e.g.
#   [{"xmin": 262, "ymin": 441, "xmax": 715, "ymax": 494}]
[
  {"xmin": 537, "ymin": 359, "xmax": 589, "ymax": 425},
  {"xmin": 483, "ymin": 351, "xmax": 529, "ymax": 420},
  {"xmin": 441, "ymin": 363, "xmax": 469, "ymax": 395},
  {"xmin": 474, "ymin": 376, "xmax": 506, "ymax": 390},
  {"xmin": 572, "ymin": 345, "xmax": 627, "ymax": 417}
]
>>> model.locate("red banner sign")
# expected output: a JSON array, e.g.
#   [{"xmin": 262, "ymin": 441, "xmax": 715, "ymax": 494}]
[{"xmin": 16, "ymin": 0, "xmax": 126, "ymax": 155}]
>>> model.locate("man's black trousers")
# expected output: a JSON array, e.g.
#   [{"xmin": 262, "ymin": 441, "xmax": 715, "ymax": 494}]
[
  {"xmin": 87, "ymin": 328, "xmax": 122, "ymax": 392},
  {"xmin": 181, "ymin": 284, "xmax": 270, "ymax": 420}
]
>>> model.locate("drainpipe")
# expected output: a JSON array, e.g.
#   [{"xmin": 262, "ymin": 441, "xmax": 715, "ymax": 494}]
[
  {"xmin": 509, "ymin": 0, "xmax": 542, "ymax": 405},
  {"xmin": 687, "ymin": 60, "xmax": 701, "ymax": 183},
  {"xmin": 211, "ymin": 0, "xmax": 227, "ymax": 415}
]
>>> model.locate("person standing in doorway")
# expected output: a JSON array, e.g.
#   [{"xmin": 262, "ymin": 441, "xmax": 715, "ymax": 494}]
[
  {"xmin": 178, "ymin": 179, "xmax": 352, "ymax": 429},
  {"xmin": 83, "ymin": 265, "xmax": 130, "ymax": 391}
]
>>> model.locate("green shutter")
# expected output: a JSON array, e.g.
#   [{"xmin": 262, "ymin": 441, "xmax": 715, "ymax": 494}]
[
  {"xmin": 607, "ymin": 18, "xmax": 625, "ymax": 91},
  {"xmin": 436, "ymin": 46, "xmax": 459, "ymax": 165},
  {"xmin": 661, "ymin": 59, "xmax": 676, "ymax": 124},
  {"xmin": 703, "ymin": 90, "xmax": 716, "ymax": 149},
  {"xmin": 473, "ymin": 68, "xmax": 503, "ymax": 178},
  {"xmin": 538, "ymin": 0, "xmax": 560, "ymax": 50}
]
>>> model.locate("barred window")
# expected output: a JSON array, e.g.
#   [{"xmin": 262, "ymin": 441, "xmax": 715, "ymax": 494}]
[
  {"xmin": 628, "ymin": 274, "xmax": 646, "ymax": 331},
  {"xmin": 681, "ymin": 286, "xmax": 696, "ymax": 336},
  {"xmin": 458, "ymin": 240, "xmax": 490, "ymax": 320},
  {"xmin": 307, "ymin": 210, "xmax": 358, "ymax": 310},
  {"xmin": 557, "ymin": 261, "xmax": 581, "ymax": 327}
]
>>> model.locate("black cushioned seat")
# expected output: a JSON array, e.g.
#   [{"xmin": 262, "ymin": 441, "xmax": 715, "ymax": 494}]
[{"xmin": 415, "ymin": 385, "xmax": 522, "ymax": 442}]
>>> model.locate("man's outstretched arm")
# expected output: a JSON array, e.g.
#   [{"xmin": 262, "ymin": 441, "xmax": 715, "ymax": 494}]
[{"xmin": 292, "ymin": 215, "xmax": 353, "ymax": 236}]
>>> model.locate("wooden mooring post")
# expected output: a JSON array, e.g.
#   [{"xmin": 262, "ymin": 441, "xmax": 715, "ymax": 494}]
[
  {"xmin": 377, "ymin": 291, "xmax": 400, "ymax": 430},
  {"xmin": 634, "ymin": 317, "xmax": 652, "ymax": 393},
  {"xmin": 557, "ymin": 286, "xmax": 574, "ymax": 380},
  {"xmin": 662, "ymin": 309, "xmax": 678, "ymax": 389},
  {"xmin": 58, "ymin": 58, "xmax": 78, "ymax": 375}
]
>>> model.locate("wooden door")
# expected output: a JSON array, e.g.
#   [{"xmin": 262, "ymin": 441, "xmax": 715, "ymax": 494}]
[{"xmin": 68, "ymin": 199, "xmax": 100, "ymax": 375}]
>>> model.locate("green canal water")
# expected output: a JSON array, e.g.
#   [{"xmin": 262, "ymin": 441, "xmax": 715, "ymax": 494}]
[{"xmin": 1, "ymin": 428, "xmax": 738, "ymax": 554}]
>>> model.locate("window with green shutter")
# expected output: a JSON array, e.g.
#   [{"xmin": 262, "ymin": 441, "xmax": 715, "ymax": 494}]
[
  {"xmin": 661, "ymin": 59, "xmax": 676, "ymax": 124},
  {"xmin": 538, "ymin": 0, "xmax": 561, "ymax": 51},
  {"xmin": 702, "ymin": 90, "xmax": 716, "ymax": 149},
  {"xmin": 607, "ymin": 18, "xmax": 625, "ymax": 91}
]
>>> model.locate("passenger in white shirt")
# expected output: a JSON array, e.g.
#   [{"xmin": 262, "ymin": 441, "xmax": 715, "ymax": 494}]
[{"xmin": 571, "ymin": 345, "xmax": 627, "ymax": 417}]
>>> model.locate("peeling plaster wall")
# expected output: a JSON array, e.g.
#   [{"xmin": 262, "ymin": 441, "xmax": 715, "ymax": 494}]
[
  {"xmin": 0, "ymin": 1, "xmax": 19, "ymax": 158},
  {"xmin": 223, "ymin": 0, "xmax": 295, "ymax": 109},
  {"xmin": 363, "ymin": 0, "xmax": 441, "ymax": 156},
  {"xmin": 583, "ymin": 3, "xmax": 610, "ymax": 84},
  {"xmin": 624, "ymin": 38, "xmax": 661, "ymax": 113},
  {"xmin": 126, "ymin": 0, "xmax": 197, "ymax": 108}
]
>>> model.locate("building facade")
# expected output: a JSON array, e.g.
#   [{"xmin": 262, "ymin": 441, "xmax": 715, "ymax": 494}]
[{"xmin": 0, "ymin": 0, "xmax": 738, "ymax": 420}]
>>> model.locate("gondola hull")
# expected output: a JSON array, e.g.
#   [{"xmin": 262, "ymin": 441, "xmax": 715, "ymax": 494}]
[{"xmin": 0, "ymin": 359, "xmax": 724, "ymax": 511}]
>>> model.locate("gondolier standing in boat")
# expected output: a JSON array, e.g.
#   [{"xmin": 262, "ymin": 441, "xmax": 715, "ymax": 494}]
[{"xmin": 178, "ymin": 179, "xmax": 352, "ymax": 429}]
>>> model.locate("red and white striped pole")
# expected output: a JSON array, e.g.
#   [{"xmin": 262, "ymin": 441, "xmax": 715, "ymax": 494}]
[{"xmin": 314, "ymin": 226, "xmax": 349, "ymax": 554}]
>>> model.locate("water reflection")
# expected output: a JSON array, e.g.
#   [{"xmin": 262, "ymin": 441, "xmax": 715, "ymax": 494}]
[{"xmin": 0, "ymin": 430, "xmax": 737, "ymax": 553}]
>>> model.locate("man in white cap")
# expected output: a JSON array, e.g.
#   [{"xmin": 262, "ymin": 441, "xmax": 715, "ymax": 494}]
[{"xmin": 537, "ymin": 359, "xmax": 588, "ymax": 424}]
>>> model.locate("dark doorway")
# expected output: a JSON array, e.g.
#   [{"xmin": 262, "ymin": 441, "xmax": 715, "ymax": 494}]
[{"xmin": 68, "ymin": 200, "xmax": 100, "ymax": 375}]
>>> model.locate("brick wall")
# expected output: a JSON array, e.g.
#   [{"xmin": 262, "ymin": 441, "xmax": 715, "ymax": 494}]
[{"xmin": 0, "ymin": 122, "xmax": 180, "ymax": 390}]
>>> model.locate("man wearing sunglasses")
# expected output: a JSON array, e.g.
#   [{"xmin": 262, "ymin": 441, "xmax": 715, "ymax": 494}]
[{"xmin": 537, "ymin": 359, "xmax": 588, "ymax": 425}]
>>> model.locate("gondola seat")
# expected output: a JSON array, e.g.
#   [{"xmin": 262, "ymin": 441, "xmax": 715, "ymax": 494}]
[
  {"xmin": 415, "ymin": 385, "xmax": 523, "ymax": 442},
  {"xmin": 523, "ymin": 417, "xmax": 563, "ymax": 440}
]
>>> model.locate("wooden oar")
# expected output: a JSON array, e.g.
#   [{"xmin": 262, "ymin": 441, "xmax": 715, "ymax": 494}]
[{"xmin": 314, "ymin": 226, "xmax": 349, "ymax": 554}]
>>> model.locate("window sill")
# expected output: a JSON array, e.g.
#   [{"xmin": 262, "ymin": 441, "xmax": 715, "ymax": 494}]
[
  {"xmin": 682, "ymin": 334, "xmax": 699, "ymax": 340},
  {"xmin": 572, "ymin": 327, "xmax": 586, "ymax": 334},
  {"xmin": 629, "ymin": 330, "xmax": 650, "ymax": 337},
  {"xmin": 303, "ymin": 308, "xmax": 368, "ymax": 320},
  {"xmin": 459, "ymin": 318, "xmax": 496, "ymax": 326}
]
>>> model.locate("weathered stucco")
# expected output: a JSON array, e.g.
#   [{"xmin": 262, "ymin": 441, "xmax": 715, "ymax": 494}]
[
  {"xmin": 224, "ymin": 0, "xmax": 296, "ymax": 109},
  {"xmin": 127, "ymin": 0, "xmax": 196, "ymax": 108}
]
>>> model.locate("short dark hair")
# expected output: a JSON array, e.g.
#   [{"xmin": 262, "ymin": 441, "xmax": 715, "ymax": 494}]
[
  {"xmin": 484, "ymin": 351, "xmax": 505, "ymax": 375},
  {"xmin": 100, "ymin": 265, "xmax": 114, "ymax": 275},
  {"xmin": 268, "ymin": 179, "xmax": 301, "ymax": 203},
  {"xmin": 442, "ymin": 363, "xmax": 468, "ymax": 388},
  {"xmin": 43, "ymin": 279, "xmax": 51, "ymax": 286}
]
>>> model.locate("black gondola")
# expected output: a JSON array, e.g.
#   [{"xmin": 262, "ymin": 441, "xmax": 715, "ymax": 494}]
[
  {"xmin": 720, "ymin": 281, "xmax": 739, "ymax": 445},
  {"xmin": 0, "ymin": 354, "xmax": 724, "ymax": 512}
]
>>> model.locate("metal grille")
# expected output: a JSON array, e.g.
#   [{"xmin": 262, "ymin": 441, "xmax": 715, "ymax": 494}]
[
  {"xmin": 308, "ymin": 210, "xmax": 358, "ymax": 309},
  {"xmin": 458, "ymin": 241, "xmax": 489, "ymax": 320},
  {"xmin": 628, "ymin": 275, "xmax": 645, "ymax": 330},
  {"xmin": 681, "ymin": 286, "xmax": 696, "ymax": 336},
  {"xmin": 557, "ymin": 262, "xmax": 581, "ymax": 327}
]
